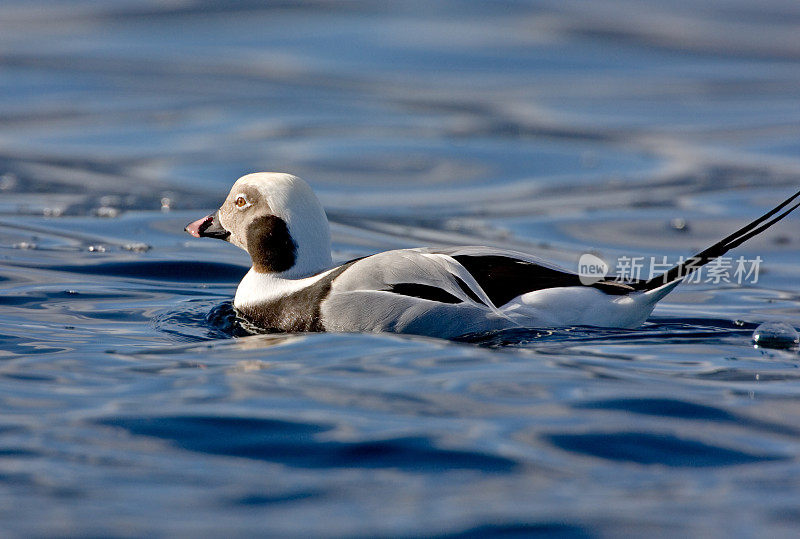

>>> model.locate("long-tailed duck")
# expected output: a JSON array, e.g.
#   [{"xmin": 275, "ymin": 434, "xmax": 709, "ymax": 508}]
[{"xmin": 186, "ymin": 173, "xmax": 800, "ymax": 339}]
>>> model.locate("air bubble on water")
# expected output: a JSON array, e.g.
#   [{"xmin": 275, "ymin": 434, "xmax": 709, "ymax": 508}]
[
  {"xmin": 94, "ymin": 206, "xmax": 120, "ymax": 218},
  {"xmin": 13, "ymin": 242, "xmax": 37, "ymax": 249},
  {"xmin": 752, "ymin": 321, "xmax": 799, "ymax": 349},
  {"xmin": 88, "ymin": 245, "xmax": 107, "ymax": 253},
  {"xmin": 43, "ymin": 207, "xmax": 63, "ymax": 217},
  {"xmin": 161, "ymin": 197, "xmax": 172, "ymax": 211}
]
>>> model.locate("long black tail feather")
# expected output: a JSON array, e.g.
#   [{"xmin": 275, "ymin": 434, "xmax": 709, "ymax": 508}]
[{"xmin": 640, "ymin": 188, "xmax": 800, "ymax": 290}]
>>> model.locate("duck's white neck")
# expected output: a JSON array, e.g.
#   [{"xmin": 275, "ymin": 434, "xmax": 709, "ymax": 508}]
[{"xmin": 234, "ymin": 266, "xmax": 334, "ymax": 309}]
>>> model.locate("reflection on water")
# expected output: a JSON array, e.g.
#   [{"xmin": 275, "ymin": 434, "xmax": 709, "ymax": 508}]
[{"xmin": 2, "ymin": 0, "xmax": 800, "ymax": 536}]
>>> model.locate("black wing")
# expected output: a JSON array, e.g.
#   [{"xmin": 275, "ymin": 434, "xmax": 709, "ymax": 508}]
[{"xmin": 452, "ymin": 254, "xmax": 633, "ymax": 307}]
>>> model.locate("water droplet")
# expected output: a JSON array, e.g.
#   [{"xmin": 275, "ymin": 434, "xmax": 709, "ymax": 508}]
[
  {"xmin": 100, "ymin": 195, "xmax": 121, "ymax": 207},
  {"xmin": 753, "ymin": 321, "xmax": 799, "ymax": 349},
  {"xmin": 0, "ymin": 173, "xmax": 18, "ymax": 191},
  {"xmin": 669, "ymin": 217, "xmax": 690, "ymax": 232},
  {"xmin": 123, "ymin": 242, "xmax": 151, "ymax": 253},
  {"xmin": 580, "ymin": 151, "xmax": 599, "ymax": 169},
  {"xmin": 160, "ymin": 197, "xmax": 172, "ymax": 211},
  {"xmin": 773, "ymin": 235, "xmax": 791, "ymax": 245}
]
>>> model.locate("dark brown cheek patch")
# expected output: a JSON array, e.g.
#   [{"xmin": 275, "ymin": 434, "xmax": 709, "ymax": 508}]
[{"xmin": 246, "ymin": 215, "xmax": 297, "ymax": 273}]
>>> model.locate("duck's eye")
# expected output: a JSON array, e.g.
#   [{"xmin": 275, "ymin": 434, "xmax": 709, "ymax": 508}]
[{"xmin": 235, "ymin": 196, "xmax": 248, "ymax": 208}]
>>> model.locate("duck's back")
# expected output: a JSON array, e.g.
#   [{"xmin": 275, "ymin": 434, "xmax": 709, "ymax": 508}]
[{"xmin": 319, "ymin": 247, "xmax": 644, "ymax": 338}]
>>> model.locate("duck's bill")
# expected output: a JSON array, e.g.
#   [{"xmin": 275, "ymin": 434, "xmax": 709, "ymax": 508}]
[{"xmin": 185, "ymin": 210, "xmax": 230, "ymax": 240}]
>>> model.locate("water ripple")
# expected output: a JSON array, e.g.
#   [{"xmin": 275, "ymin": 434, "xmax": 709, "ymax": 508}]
[
  {"xmin": 97, "ymin": 415, "xmax": 519, "ymax": 472},
  {"xmin": 546, "ymin": 432, "xmax": 784, "ymax": 467}
]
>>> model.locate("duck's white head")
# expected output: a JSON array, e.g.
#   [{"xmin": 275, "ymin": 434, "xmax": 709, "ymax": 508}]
[{"xmin": 185, "ymin": 173, "xmax": 332, "ymax": 277}]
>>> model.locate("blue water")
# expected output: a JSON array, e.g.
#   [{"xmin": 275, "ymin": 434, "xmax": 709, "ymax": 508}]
[{"xmin": 2, "ymin": 1, "xmax": 800, "ymax": 536}]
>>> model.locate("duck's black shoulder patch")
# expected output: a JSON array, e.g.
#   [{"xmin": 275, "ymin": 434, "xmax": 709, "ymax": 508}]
[{"xmin": 384, "ymin": 283, "xmax": 462, "ymax": 304}]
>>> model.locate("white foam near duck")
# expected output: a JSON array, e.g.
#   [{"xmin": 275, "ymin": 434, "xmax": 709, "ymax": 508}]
[{"xmin": 186, "ymin": 173, "xmax": 800, "ymax": 339}]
